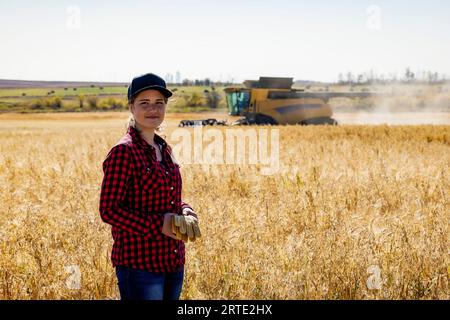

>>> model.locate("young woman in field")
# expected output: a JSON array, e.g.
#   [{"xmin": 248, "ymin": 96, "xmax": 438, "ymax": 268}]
[{"xmin": 99, "ymin": 73, "xmax": 197, "ymax": 300}]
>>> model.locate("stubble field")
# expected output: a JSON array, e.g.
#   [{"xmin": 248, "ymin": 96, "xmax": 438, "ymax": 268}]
[{"xmin": 0, "ymin": 112, "xmax": 448, "ymax": 299}]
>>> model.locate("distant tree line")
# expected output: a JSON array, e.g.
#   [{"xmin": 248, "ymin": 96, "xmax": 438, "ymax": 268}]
[
  {"xmin": 337, "ymin": 68, "xmax": 448, "ymax": 85},
  {"xmin": 168, "ymin": 78, "xmax": 234, "ymax": 87}
]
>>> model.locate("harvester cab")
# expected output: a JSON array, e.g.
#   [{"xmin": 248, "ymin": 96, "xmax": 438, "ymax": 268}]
[{"xmin": 224, "ymin": 88, "xmax": 251, "ymax": 116}]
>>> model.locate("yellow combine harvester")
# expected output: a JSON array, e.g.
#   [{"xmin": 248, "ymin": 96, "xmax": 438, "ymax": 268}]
[
  {"xmin": 178, "ymin": 77, "xmax": 377, "ymax": 127},
  {"xmin": 224, "ymin": 77, "xmax": 375, "ymax": 125}
]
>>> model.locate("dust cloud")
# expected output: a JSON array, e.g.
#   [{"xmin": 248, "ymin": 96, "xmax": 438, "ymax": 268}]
[{"xmin": 331, "ymin": 83, "xmax": 450, "ymax": 125}]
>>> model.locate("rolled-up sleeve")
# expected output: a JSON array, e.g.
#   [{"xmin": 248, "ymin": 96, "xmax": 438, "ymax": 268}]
[{"xmin": 99, "ymin": 144, "xmax": 164, "ymax": 238}]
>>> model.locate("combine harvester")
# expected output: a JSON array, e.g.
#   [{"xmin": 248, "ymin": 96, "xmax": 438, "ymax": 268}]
[{"xmin": 179, "ymin": 77, "xmax": 377, "ymax": 126}]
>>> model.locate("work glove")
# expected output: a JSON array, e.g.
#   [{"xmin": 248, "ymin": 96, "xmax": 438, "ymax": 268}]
[{"xmin": 171, "ymin": 214, "xmax": 201, "ymax": 242}]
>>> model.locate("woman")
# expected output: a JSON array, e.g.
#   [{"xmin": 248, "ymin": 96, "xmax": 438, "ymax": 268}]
[{"xmin": 99, "ymin": 73, "xmax": 197, "ymax": 300}]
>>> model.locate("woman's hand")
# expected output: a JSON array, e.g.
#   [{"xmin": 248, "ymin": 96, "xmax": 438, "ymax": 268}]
[
  {"xmin": 182, "ymin": 207, "xmax": 198, "ymax": 220},
  {"xmin": 162, "ymin": 213, "xmax": 178, "ymax": 240}
]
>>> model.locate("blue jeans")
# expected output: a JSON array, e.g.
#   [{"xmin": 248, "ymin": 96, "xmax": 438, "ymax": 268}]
[{"xmin": 115, "ymin": 265, "xmax": 184, "ymax": 300}]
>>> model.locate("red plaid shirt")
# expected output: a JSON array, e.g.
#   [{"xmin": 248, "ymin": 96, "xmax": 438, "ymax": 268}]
[{"xmin": 99, "ymin": 125, "xmax": 192, "ymax": 273}]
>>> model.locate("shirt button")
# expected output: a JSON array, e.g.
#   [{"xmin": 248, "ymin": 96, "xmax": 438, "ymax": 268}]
[
  {"xmin": 170, "ymin": 186, "xmax": 174, "ymax": 190},
  {"xmin": 165, "ymin": 171, "xmax": 169, "ymax": 175},
  {"xmin": 174, "ymin": 249, "xmax": 177, "ymax": 253},
  {"xmin": 171, "ymin": 201, "xmax": 174, "ymax": 204}
]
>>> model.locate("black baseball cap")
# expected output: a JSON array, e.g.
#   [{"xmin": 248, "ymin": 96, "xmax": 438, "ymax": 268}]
[{"xmin": 127, "ymin": 73, "xmax": 173, "ymax": 101}]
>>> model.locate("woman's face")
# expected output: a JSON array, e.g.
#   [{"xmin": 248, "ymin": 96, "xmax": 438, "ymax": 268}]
[{"xmin": 130, "ymin": 89, "xmax": 167, "ymax": 130}]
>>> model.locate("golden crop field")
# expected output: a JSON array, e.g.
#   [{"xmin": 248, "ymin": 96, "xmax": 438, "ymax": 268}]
[{"xmin": 0, "ymin": 112, "xmax": 448, "ymax": 299}]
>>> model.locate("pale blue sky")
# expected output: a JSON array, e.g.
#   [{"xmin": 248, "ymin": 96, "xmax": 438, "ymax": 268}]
[{"xmin": 0, "ymin": 0, "xmax": 449, "ymax": 83}]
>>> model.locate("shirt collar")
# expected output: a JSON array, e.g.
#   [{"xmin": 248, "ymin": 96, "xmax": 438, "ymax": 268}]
[{"xmin": 127, "ymin": 125, "xmax": 167, "ymax": 150}]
